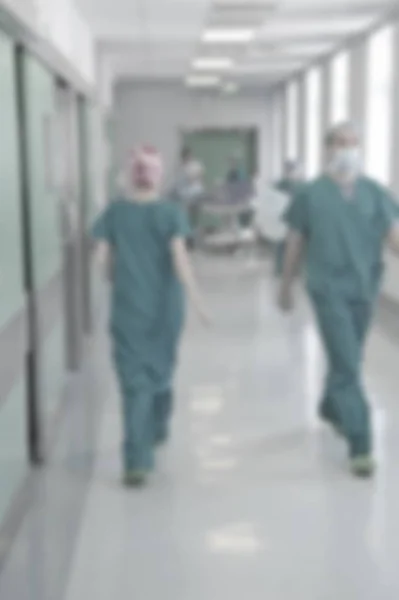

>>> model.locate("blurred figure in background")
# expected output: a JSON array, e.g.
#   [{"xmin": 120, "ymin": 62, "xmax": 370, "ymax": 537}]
[
  {"xmin": 274, "ymin": 160, "xmax": 304, "ymax": 275},
  {"xmin": 226, "ymin": 154, "xmax": 246, "ymax": 184},
  {"xmin": 226, "ymin": 154, "xmax": 255, "ymax": 229},
  {"xmin": 275, "ymin": 159, "xmax": 303, "ymax": 196},
  {"xmin": 279, "ymin": 122, "xmax": 399, "ymax": 478},
  {"xmin": 92, "ymin": 146, "xmax": 208, "ymax": 487},
  {"xmin": 175, "ymin": 146, "xmax": 204, "ymax": 245}
]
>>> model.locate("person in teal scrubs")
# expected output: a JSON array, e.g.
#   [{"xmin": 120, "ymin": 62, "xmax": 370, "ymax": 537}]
[
  {"xmin": 274, "ymin": 160, "xmax": 304, "ymax": 275},
  {"xmin": 278, "ymin": 122, "xmax": 399, "ymax": 478},
  {"xmin": 92, "ymin": 146, "xmax": 208, "ymax": 487}
]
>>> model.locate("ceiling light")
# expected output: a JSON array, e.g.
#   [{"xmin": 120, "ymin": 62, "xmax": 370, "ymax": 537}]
[
  {"xmin": 202, "ymin": 28, "xmax": 255, "ymax": 44},
  {"xmin": 185, "ymin": 75, "xmax": 220, "ymax": 88},
  {"xmin": 281, "ymin": 42, "xmax": 334, "ymax": 56},
  {"xmin": 193, "ymin": 57, "xmax": 234, "ymax": 70},
  {"xmin": 233, "ymin": 62, "xmax": 302, "ymax": 74}
]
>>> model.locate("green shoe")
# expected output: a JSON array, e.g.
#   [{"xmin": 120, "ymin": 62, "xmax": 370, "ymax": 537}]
[
  {"xmin": 350, "ymin": 455, "xmax": 376, "ymax": 479},
  {"xmin": 123, "ymin": 471, "xmax": 147, "ymax": 488}
]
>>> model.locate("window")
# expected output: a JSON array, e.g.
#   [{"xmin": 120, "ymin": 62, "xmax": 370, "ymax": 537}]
[
  {"xmin": 286, "ymin": 80, "xmax": 299, "ymax": 161},
  {"xmin": 365, "ymin": 25, "xmax": 394, "ymax": 185},
  {"xmin": 330, "ymin": 50, "xmax": 350, "ymax": 123},
  {"xmin": 305, "ymin": 67, "xmax": 322, "ymax": 178}
]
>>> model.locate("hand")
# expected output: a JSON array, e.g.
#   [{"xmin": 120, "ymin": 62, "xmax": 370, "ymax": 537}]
[{"xmin": 278, "ymin": 285, "xmax": 294, "ymax": 313}]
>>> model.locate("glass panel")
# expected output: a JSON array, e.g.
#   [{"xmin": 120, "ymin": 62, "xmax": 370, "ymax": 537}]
[
  {"xmin": 365, "ymin": 25, "xmax": 394, "ymax": 185},
  {"xmin": 23, "ymin": 54, "xmax": 66, "ymax": 428},
  {"xmin": 305, "ymin": 67, "xmax": 322, "ymax": 179},
  {"xmin": 0, "ymin": 31, "xmax": 25, "ymax": 327},
  {"xmin": 0, "ymin": 379, "xmax": 28, "ymax": 522},
  {"xmin": 0, "ymin": 31, "xmax": 28, "ymax": 524},
  {"xmin": 42, "ymin": 322, "xmax": 65, "ymax": 421},
  {"xmin": 330, "ymin": 51, "xmax": 350, "ymax": 124},
  {"xmin": 272, "ymin": 92, "xmax": 283, "ymax": 179},
  {"xmin": 23, "ymin": 55, "xmax": 61, "ymax": 289},
  {"xmin": 286, "ymin": 81, "xmax": 299, "ymax": 161},
  {"xmin": 78, "ymin": 98, "xmax": 91, "ymax": 230}
]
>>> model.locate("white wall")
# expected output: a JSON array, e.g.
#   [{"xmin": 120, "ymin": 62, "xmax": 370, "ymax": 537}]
[
  {"xmin": 113, "ymin": 81, "xmax": 273, "ymax": 187},
  {"xmin": 0, "ymin": 0, "xmax": 95, "ymax": 83},
  {"xmin": 385, "ymin": 23, "xmax": 399, "ymax": 303}
]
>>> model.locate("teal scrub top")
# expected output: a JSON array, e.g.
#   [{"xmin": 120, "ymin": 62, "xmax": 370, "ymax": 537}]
[
  {"xmin": 92, "ymin": 197, "xmax": 190, "ymax": 334},
  {"xmin": 285, "ymin": 175, "xmax": 399, "ymax": 300}
]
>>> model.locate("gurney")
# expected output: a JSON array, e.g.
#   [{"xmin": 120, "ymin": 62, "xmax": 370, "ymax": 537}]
[{"xmin": 197, "ymin": 180, "xmax": 256, "ymax": 252}]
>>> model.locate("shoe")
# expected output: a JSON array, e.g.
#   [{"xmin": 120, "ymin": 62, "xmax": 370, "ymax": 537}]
[
  {"xmin": 123, "ymin": 471, "xmax": 147, "ymax": 488},
  {"xmin": 350, "ymin": 455, "xmax": 376, "ymax": 479}
]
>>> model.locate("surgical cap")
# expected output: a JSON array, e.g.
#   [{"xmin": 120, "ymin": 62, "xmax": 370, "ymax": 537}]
[{"xmin": 130, "ymin": 145, "xmax": 163, "ymax": 190}]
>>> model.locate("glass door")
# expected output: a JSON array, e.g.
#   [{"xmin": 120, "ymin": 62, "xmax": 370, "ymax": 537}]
[
  {"xmin": 21, "ymin": 52, "xmax": 66, "ymax": 451},
  {"xmin": 77, "ymin": 95, "xmax": 93, "ymax": 335},
  {"xmin": 0, "ymin": 31, "xmax": 29, "ymax": 517}
]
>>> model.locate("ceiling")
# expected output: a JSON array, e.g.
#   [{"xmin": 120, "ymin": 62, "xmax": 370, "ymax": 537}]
[{"xmin": 76, "ymin": 0, "xmax": 398, "ymax": 90}]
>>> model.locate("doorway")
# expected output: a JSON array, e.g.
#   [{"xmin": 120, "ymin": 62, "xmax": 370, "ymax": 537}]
[{"xmin": 181, "ymin": 128, "xmax": 258, "ymax": 189}]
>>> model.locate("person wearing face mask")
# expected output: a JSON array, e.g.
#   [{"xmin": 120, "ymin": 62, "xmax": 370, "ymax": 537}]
[{"xmin": 278, "ymin": 122, "xmax": 399, "ymax": 478}]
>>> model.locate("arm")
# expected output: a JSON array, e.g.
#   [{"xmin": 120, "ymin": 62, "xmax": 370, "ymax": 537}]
[
  {"xmin": 378, "ymin": 186, "xmax": 399, "ymax": 253},
  {"xmin": 279, "ymin": 231, "xmax": 305, "ymax": 311},
  {"xmin": 171, "ymin": 237, "xmax": 209, "ymax": 323},
  {"xmin": 387, "ymin": 222, "xmax": 399, "ymax": 255},
  {"xmin": 277, "ymin": 188, "xmax": 308, "ymax": 311},
  {"xmin": 282, "ymin": 230, "xmax": 305, "ymax": 284},
  {"xmin": 94, "ymin": 240, "xmax": 113, "ymax": 281},
  {"xmin": 91, "ymin": 204, "xmax": 114, "ymax": 280}
]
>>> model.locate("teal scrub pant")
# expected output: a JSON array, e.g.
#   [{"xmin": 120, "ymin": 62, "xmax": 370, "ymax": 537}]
[
  {"xmin": 311, "ymin": 294, "xmax": 374, "ymax": 457},
  {"xmin": 121, "ymin": 385, "xmax": 173, "ymax": 472},
  {"xmin": 274, "ymin": 241, "xmax": 285, "ymax": 276}
]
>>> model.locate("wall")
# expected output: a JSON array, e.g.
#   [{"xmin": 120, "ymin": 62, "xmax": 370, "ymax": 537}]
[
  {"xmin": 113, "ymin": 81, "xmax": 273, "ymax": 188},
  {"xmin": 0, "ymin": 0, "xmax": 95, "ymax": 82},
  {"xmin": 385, "ymin": 23, "xmax": 399, "ymax": 303}
]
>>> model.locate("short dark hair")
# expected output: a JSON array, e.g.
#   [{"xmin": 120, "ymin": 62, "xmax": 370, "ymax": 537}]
[{"xmin": 324, "ymin": 121, "xmax": 359, "ymax": 146}]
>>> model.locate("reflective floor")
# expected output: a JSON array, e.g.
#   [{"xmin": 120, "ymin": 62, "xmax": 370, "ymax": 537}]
[{"xmin": 1, "ymin": 256, "xmax": 399, "ymax": 599}]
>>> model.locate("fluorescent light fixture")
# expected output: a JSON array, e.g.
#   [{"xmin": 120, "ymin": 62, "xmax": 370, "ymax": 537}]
[
  {"xmin": 282, "ymin": 42, "xmax": 334, "ymax": 56},
  {"xmin": 185, "ymin": 75, "xmax": 220, "ymax": 87},
  {"xmin": 261, "ymin": 15, "xmax": 376, "ymax": 38},
  {"xmin": 193, "ymin": 57, "xmax": 234, "ymax": 70},
  {"xmin": 235, "ymin": 62, "xmax": 303, "ymax": 73},
  {"xmin": 202, "ymin": 28, "xmax": 255, "ymax": 44}
]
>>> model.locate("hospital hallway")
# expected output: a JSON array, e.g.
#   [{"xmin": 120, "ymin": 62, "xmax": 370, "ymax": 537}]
[{"xmin": 1, "ymin": 256, "xmax": 399, "ymax": 600}]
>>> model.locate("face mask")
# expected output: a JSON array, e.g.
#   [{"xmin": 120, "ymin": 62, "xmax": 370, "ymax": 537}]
[{"xmin": 329, "ymin": 147, "xmax": 361, "ymax": 178}]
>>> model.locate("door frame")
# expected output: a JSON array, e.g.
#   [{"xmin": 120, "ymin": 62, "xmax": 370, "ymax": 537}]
[{"xmin": 54, "ymin": 80, "xmax": 84, "ymax": 372}]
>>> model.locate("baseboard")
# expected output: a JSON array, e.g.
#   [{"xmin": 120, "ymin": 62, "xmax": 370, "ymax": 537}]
[{"xmin": 0, "ymin": 470, "xmax": 36, "ymax": 570}]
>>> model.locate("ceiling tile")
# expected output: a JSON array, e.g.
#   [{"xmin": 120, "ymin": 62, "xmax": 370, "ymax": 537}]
[{"xmin": 75, "ymin": 0, "xmax": 395, "ymax": 87}]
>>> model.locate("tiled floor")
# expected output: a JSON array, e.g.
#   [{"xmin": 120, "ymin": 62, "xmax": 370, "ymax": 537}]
[{"xmin": 1, "ymin": 256, "xmax": 399, "ymax": 599}]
